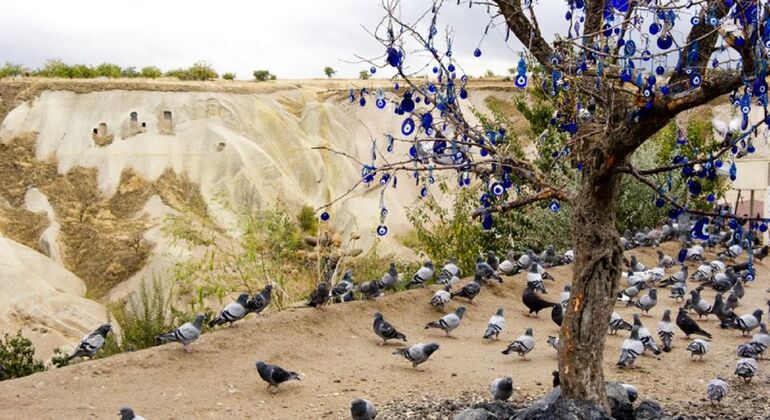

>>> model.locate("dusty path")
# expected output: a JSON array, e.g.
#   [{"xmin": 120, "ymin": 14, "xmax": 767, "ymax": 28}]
[{"xmin": 1, "ymin": 243, "xmax": 768, "ymax": 419}]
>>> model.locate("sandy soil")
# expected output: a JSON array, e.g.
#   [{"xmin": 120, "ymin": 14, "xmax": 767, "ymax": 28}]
[{"xmin": 1, "ymin": 242, "xmax": 768, "ymax": 419}]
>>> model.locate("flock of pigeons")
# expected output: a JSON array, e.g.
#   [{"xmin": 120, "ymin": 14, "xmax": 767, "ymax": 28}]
[{"xmin": 68, "ymin": 217, "xmax": 770, "ymax": 419}]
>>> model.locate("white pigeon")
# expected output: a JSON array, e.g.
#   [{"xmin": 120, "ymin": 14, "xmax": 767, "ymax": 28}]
[
  {"xmin": 686, "ymin": 339, "xmax": 710, "ymax": 360},
  {"xmin": 430, "ymin": 285, "xmax": 452, "ymax": 311},
  {"xmin": 483, "ymin": 308, "xmax": 506, "ymax": 340},
  {"xmin": 706, "ymin": 378, "xmax": 729, "ymax": 404},
  {"xmin": 617, "ymin": 326, "xmax": 644, "ymax": 368},
  {"xmin": 425, "ymin": 307, "xmax": 465, "ymax": 336}
]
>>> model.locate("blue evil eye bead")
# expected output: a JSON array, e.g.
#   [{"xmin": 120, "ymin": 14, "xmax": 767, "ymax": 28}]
[
  {"xmin": 682, "ymin": 165, "xmax": 694, "ymax": 176},
  {"xmin": 729, "ymin": 218, "xmax": 738, "ymax": 229},
  {"xmin": 690, "ymin": 16, "xmax": 700, "ymax": 25},
  {"xmin": 459, "ymin": 88, "xmax": 468, "ymax": 99},
  {"xmin": 549, "ymin": 54, "xmax": 562, "ymax": 66},
  {"xmin": 473, "ymin": 48, "xmax": 482, "ymax": 57},
  {"xmin": 408, "ymin": 145, "xmax": 417, "ymax": 158},
  {"xmin": 359, "ymin": 97, "xmax": 366, "ymax": 107},
  {"xmin": 657, "ymin": 35, "xmax": 673, "ymax": 49},
  {"xmin": 642, "ymin": 87, "xmax": 653, "ymax": 98},
  {"xmin": 660, "ymin": 86, "xmax": 670, "ymax": 96},
  {"xmin": 760, "ymin": 224, "xmax": 768, "ymax": 233},
  {"xmin": 432, "ymin": 66, "xmax": 439, "ymax": 74},
  {"xmin": 421, "ymin": 113, "xmax": 433, "ymax": 129},
  {"xmin": 708, "ymin": 15, "xmax": 718, "ymax": 26},
  {"xmin": 420, "ymin": 186, "xmax": 428, "ymax": 197},
  {"xmin": 748, "ymin": 144, "xmax": 756, "ymax": 153},
  {"xmin": 641, "ymin": 50, "xmax": 652, "ymax": 61},
  {"xmin": 370, "ymin": 67, "xmax": 376, "ymax": 74},
  {"xmin": 376, "ymin": 225, "xmax": 388, "ymax": 236},
  {"xmin": 548, "ymin": 200, "xmax": 561, "ymax": 213},
  {"xmin": 320, "ymin": 211, "xmax": 330, "ymax": 221},
  {"xmin": 655, "ymin": 65, "xmax": 665, "ymax": 75},
  {"xmin": 400, "ymin": 95, "xmax": 415, "ymax": 113},
  {"xmin": 447, "ymin": 64, "xmax": 456, "ymax": 72},
  {"xmin": 706, "ymin": 194, "xmax": 715, "ymax": 202},
  {"xmin": 677, "ymin": 248, "xmax": 688, "ymax": 263},
  {"xmin": 491, "ymin": 182, "xmax": 505, "ymax": 196},
  {"xmin": 380, "ymin": 207, "xmax": 388, "ymax": 218},
  {"xmin": 401, "ymin": 118, "xmax": 415, "ymax": 136},
  {"xmin": 649, "ymin": 22, "xmax": 661, "ymax": 35},
  {"xmin": 613, "ymin": 0, "xmax": 629, "ymax": 12},
  {"xmin": 481, "ymin": 213, "xmax": 493, "ymax": 230},
  {"xmin": 690, "ymin": 73, "xmax": 702, "ymax": 87},
  {"xmin": 515, "ymin": 74, "xmax": 528, "ymax": 88},
  {"xmin": 380, "ymin": 174, "xmax": 391, "ymax": 185},
  {"xmin": 655, "ymin": 198, "xmax": 665, "ymax": 208},
  {"xmin": 729, "ymin": 162, "xmax": 737, "ymax": 181},
  {"xmin": 688, "ymin": 180, "xmax": 702, "ymax": 196},
  {"xmin": 691, "ymin": 218, "xmax": 710, "ymax": 240},
  {"xmin": 624, "ymin": 40, "xmax": 636, "ymax": 57},
  {"xmin": 386, "ymin": 47, "xmax": 401, "ymax": 67},
  {"xmin": 376, "ymin": 98, "xmax": 386, "ymax": 109}
]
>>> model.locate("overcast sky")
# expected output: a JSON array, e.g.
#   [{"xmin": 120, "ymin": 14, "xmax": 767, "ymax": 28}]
[{"xmin": 0, "ymin": 0, "xmax": 567, "ymax": 79}]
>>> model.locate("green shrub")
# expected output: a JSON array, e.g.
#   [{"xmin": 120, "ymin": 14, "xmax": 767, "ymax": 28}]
[
  {"xmin": 222, "ymin": 72, "xmax": 236, "ymax": 81},
  {"xmin": 140, "ymin": 66, "xmax": 162, "ymax": 78},
  {"xmin": 0, "ymin": 331, "xmax": 46, "ymax": 381},
  {"xmin": 253, "ymin": 70, "xmax": 276, "ymax": 81},
  {"xmin": 359, "ymin": 70, "xmax": 370, "ymax": 80},
  {"xmin": 36, "ymin": 59, "xmax": 72, "ymax": 78},
  {"xmin": 186, "ymin": 61, "xmax": 217, "ymax": 81},
  {"xmin": 69, "ymin": 64, "xmax": 97, "ymax": 79},
  {"xmin": 297, "ymin": 205, "xmax": 318, "ymax": 233},
  {"xmin": 324, "ymin": 66, "xmax": 336, "ymax": 79},
  {"xmin": 164, "ymin": 68, "xmax": 188, "ymax": 79},
  {"xmin": 0, "ymin": 62, "xmax": 28, "ymax": 78},
  {"xmin": 112, "ymin": 278, "xmax": 179, "ymax": 352},
  {"xmin": 121, "ymin": 66, "xmax": 139, "ymax": 78},
  {"xmin": 95, "ymin": 63, "xmax": 122, "ymax": 78}
]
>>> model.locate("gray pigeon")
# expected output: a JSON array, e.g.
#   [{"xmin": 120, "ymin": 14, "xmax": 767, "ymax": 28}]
[
  {"xmin": 687, "ymin": 290, "xmax": 712, "ymax": 319},
  {"xmin": 526, "ymin": 264, "xmax": 546, "ymax": 294},
  {"xmin": 498, "ymin": 251, "xmax": 517, "ymax": 275},
  {"xmin": 489, "ymin": 376, "xmax": 513, "ymax": 401},
  {"xmin": 119, "ymin": 407, "xmax": 146, "ymax": 420},
  {"xmin": 733, "ymin": 309, "xmax": 763, "ymax": 335},
  {"xmin": 373, "ymin": 312, "xmax": 407, "ymax": 345},
  {"xmin": 247, "ymin": 284, "xmax": 273, "ymax": 315},
  {"xmin": 358, "ymin": 281, "xmax": 383, "ymax": 300},
  {"xmin": 430, "ymin": 285, "xmax": 452, "ymax": 312},
  {"xmin": 406, "ymin": 260, "xmax": 435, "ymax": 289},
  {"xmin": 350, "ymin": 398, "xmax": 377, "ymax": 420},
  {"xmin": 436, "ymin": 257, "xmax": 460, "ymax": 286},
  {"xmin": 706, "ymin": 378, "xmax": 729, "ymax": 405},
  {"xmin": 483, "ymin": 308, "xmax": 506, "ymax": 340},
  {"xmin": 634, "ymin": 289, "xmax": 657, "ymax": 315},
  {"xmin": 255, "ymin": 361, "xmax": 301, "ymax": 393},
  {"xmin": 633, "ymin": 314, "xmax": 661, "ymax": 355},
  {"xmin": 547, "ymin": 335, "xmax": 560, "ymax": 351},
  {"xmin": 68, "ymin": 324, "xmax": 112, "ymax": 360},
  {"xmin": 502, "ymin": 328, "xmax": 535, "ymax": 359},
  {"xmin": 476, "ymin": 255, "xmax": 502, "ymax": 283},
  {"xmin": 425, "ymin": 307, "xmax": 465, "ymax": 336},
  {"xmin": 155, "ymin": 314, "xmax": 205, "ymax": 352},
  {"xmin": 657, "ymin": 250, "xmax": 675, "ymax": 268},
  {"xmin": 629, "ymin": 255, "xmax": 646, "ymax": 272},
  {"xmin": 609, "ymin": 311, "xmax": 632, "ymax": 335},
  {"xmin": 734, "ymin": 357, "xmax": 759, "ymax": 382},
  {"xmin": 393, "ymin": 342, "xmax": 440, "ymax": 368},
  {"xmin": 686, "ymin": 339, "xmax": 710, "ymax": 360},
  {"xmin": 209, "ymin": 293, "xmax": 250, "ymax": 328},
  {"xmin": 656, "ymin": 309, "xmax": 674, "ymax": 352},
  {"xmin": 378, "ymin": 262, "xmax": 398, "ymax": 290},
  {"xmin": 750, "ymin": 322, "xmax": 769, "ymax": 356},
  {"xmin": 617, "ymin": 326, "xmax": 644, "ymax": 368},
  {"xmin": 560, "ymin": 285, "xmax": 571, "ymax": 308},
  {"xmin": 451, "ymin": 275, "xmax": 482, "ymax": 303}
]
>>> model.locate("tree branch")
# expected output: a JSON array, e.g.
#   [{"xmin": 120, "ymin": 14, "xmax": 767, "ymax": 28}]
[
  {"xmin": 494, "ymin": 0, "xmax": 553, "ymax": 68},
  {"xmin": 471, "ymin": 187, "xmax": 573, "ymax": 218}
]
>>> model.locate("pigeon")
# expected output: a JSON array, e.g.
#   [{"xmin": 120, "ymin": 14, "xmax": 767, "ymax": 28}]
[
  {"xmin": 635, "ymin": 289, "xmax": 657, "ymax": 315},
  {"xmin": 706, "ymin": 378, "xmax": 729, "ymax": 405},
  {"xmin": 486, "ymin": 250, "xmax": 500, "ymax": 272},
  {"xmin": 476, "ymin": 256, "xmax": 502, "ymax": 283},
  {"xmin": 621, "ymin": 383, "xmax": 639, "ymax": 403},
  {"xmin": 208, "ymin": 293, "xmax": 250, "ymax": 328},
  {"xmin": 656, "ymin": 309, "xmax": 675, "ymax": 352},
  {"xmin": 332, "ymin": 275, "xmax": 355, "ymax": 302},
  {"xmin": 515, "ymin": 250, "xmax": 536, "ymax": 273},
  {"xmin": 676, "ymin": 307, "xmax": 712, "ymax": 339},
  {"xmin": 378, "ymin": 262, "xmax": 398, "ymax": 290},
  {"xmin": 662, "ymin": 265, "xmax": 688, "ymax": 287},
  {"xmin": 725, "ymin": 292, "xmax": 740, "ymax": 312},
  {"xmin": 526, "ymin": 264, "xmax": 547, "ymax": 294},
  {"xmin": 691, "ymin": 264, "xmax": 713, "ymax": 282},
  {"xmin": 541, "ymin": 245, "xmax": 559, "ymax": 267},
  {"xmin": 552, "ymin": 371, "xmax": 560, "ymax": 388},
  {"xmin": 393, "ymin": 342, "xmax": 440, "ymax": 368},
  {"xmin": 753, "ymin": 245, "xmax": 769, "ymax": 262},
  {"xmin": 749, "ymin": 322, "xmax": 770, "ymax": 356},
  {"xmin": 629, "ymin": 255, "xmax": 646, "ymax": 272},
  {"xmin": 563, "ymin": 249, "xmax": 574, "ymax": 264},
  {"xmin": 406, "ymin": 260, "xmax": 435, "ymax": 288},
  {"xmin": 68, "ymin": 324, "xmax": 112, "ymax": 360},
  {"xmin": 687, "ymin": 290, "xmax": 712, "ymax": 319},
  {"xmin": 619, "ymin": 283, "xmax": 645, "ymax": 304},
  {"xmin": 247, "ymin": 284, "xmax": 273, "ymax": 315},
  {"xmin": 657, "ymin": 250, "xmax": 675, "ymax": 268},
  {"xmin": 624, "ymin": 270, "xmax": 645, "ymax": 288},
  {"xmin": 358, "ymin": 281, "xmax": 383, "ymax": 300},
  {"xmin": 425, "ymin": 306, "xmax": 465, "ymax": 336},
  {"xmin": 551, "ymin": 304, "xmax": 563, "ymax": 327},
  {"xmin": 733, "ymin": 309, "xmax": 763, "ymax": 335},
  {"xmin": 451, "ymin": 275, "xmax": 482, "ymax": 303},
  {"xmin": 255, "ymin": 361, "xmax": 300, "ymax": 393},
  {"xmin": 731, "ymin": 278, "xmax": 745, "ymax": 300},
  {"xmin": 617, "ymin": 326, "xmax": 644, "ymax": 368},
  {"xmin": 522, "ymin": 286, "xmax": 557, "ymax": 317},
  {"xmin": 489, "ymin": 376, "xmax": 513, "ymax": 401},
  {"xmin": 633, "ymin": 314, "xmax": 661, "ymax": 355},
  {"xmin": 736, "ymin": 342, "xmax": 760, "ymax": 358},
  {"xmin": 483, "ymin": 308, "xmax": 506, "ymax": 340},
  {"xmin": 718, "ymin": 243, "xmax": 743, "ymax": 260},
  {"xmin": 547, "ymin": 335, "xmax": 560, "ymax": 351},
  {"xmin": 436, "ymin": 258, "xmax": 460, "ymax": 286},
  {"xmin": 498, "ymin": 251, "xmax": 517, "ymax": 275},
  {"xmin": 560, "ymin": 285, "xmax": 571, "ymax": 308},
  {"xmin": 609, "ymin": 311, "xmax": 633, "ymax": 335},
  {"xmin": 350, "ymin": 398, "xmax": 377, "ymax": 420},
  {"xmin": 686, "ymin": 339, "xmax": 710, "ymax": 360},
  {"xmin": 119, "ymin": 407, "xmax": 146, "ymax": 420},
  {"xmin": 373, "ymin": 312, "xmax": 407, "ymax": 345},
  {"xmin": 502, "ymin": 328, "xmax": 535, "ymax": 359},
  {"xmin": 711, "ymin": 293, "xmax": 736, "ymax": 328},
  {"xmin": 307, "ymin": 281, "xmax": 331, "ymax": 307},
  {"xmin": 669, "ymin": 280, "xmax": 687, "ymax": 302},
  {"xmin": 155, "ymin": 315, "xmax": 205, "ymax": 352},
  {"xmin": 734, "ymin": 357, "xmax": 759, "ymax": 382},
  {"xmin": 430, "ymin": 285, "xmax": 452, "ymax": 312}
]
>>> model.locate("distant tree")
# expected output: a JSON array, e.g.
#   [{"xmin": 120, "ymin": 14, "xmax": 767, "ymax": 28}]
[
  {"xmin": 222, "ymin": 72, "xmax": 236, "ymax": 81},
  {"xmin": 70, "ymin": 64, "xmax": 97, "ymax": 79},
  {"xmin": 0, "ymin": 331, "xmax": 46, "ymax": 381},
  {"xmin": 358, "ymin": 70, "xmax": 370, "ymax": 80},
  {"xmin": 483, "ymin": 69, "xmax": 495, "ymax": 78},
  {"xmin": 0, "ymin": 62, "xmax": 28, "ymax": 78},
  {"xmin": 140, "ymin": 66, "xmax": 162, "ymax": 78},
  {"xmin": 164, "ymin": 68, "xmax": 188, "ymax": 79},
  {"xmin": 120, "ymin": 66, "xmax": 139, "ymax": 78},
  {"xmin": 324, "ymin": 66, "xmax": 336, "ymax": 79},
  {"xmin": 36, "ymin": 59, "xmax": 72, "ymax": 78},
  {"xmin": 186, "ymin": 61, "xmax": 218, "ymax": 81},
  {"xmin": 253, "ymin": 70, "xmax": 276, "ymax": 81},
  {"xmin": 95, "ymin": 63, "xmax": 122, "ymax": 78}
]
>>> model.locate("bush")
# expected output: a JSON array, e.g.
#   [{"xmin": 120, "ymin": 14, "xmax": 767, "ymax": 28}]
[
  {"xmin": 359, "ymin": 70, "xmax": 370, "ymax": 80},
  {"xmin": 121, "ymin": 66, "xmax": 139, "ymax": 78},
  {"xmin": 297, "ymin": 205, "xmax": 318, "ymax": 233},
  {"xmin": 222, "ymin": 72, "xmax": 236, "ymax": 81},
  {"xmin": 324, "ymin": 66, "xmax": 336, "ymax": 79},
  {"xmin": 253, "ymin": 70, "xmax": 276, "ymax": 81},
  {"xmin": 0, "ymin": 62, "xmax": 28, "ymax": 78},
  {"xmin": 95, "ymin": 63, "xmax": 122, "ymax": 78},
  {"xmin": 0, "ymin": 331, "xmax": 46, "ymax": 381},
  {"xmin": 112, "ymin": 278, "xmax": 181, "ymax": 352},
  {"xmin": 36, "ymin": 59, "xmax": 72, "ymax": 78},
  {"xmin": 140, "ymin": 66, "xmax": 162, "ymax": 78},
  {"xmin": 164, "ymin": 68, "xmax": 188, "ymax": 79},
  {"xmin": 186, "ymin": 61, "xmax": 217, "ymax": 81},
  {"xmin": 69, "ymin": 64, "xmax": 97, "ymax": 79}
]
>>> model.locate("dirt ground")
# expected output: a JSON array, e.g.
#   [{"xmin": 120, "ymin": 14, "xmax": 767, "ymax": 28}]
[{"xmin": 1, "ymin": 242, "xmax": 768, "ymax": 419}]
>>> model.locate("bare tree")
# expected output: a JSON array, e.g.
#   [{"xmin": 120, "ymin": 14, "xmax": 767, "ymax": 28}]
[{"xmin": 320, "ymin": 0, "xmax": 768, "ymax": 411}]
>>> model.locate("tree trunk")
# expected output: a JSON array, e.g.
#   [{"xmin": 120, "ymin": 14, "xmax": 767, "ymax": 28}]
[{"xmin": 558, "ymin": 165, "xmax": 624, "ymax": 413}]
